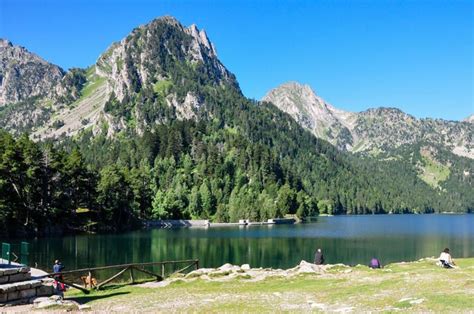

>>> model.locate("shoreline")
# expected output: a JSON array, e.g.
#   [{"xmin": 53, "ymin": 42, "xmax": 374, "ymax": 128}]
[
  {"xmin": 8, "ymin": 257, "xmax": 471, "ymax": 312},
  {"xmin": 144, "ymin": 218, "xmax": 297, "ymax": 228}
]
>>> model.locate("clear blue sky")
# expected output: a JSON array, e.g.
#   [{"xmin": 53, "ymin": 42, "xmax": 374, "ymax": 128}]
[{"xmin": 1, "ymin": 0, "xmax": 472, "ymax": 120}]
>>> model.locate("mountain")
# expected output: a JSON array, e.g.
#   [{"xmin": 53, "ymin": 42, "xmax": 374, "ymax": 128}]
[
  {"xmin": 0, "ymin": 16, "xmax": 239, "ymax": 139},
  {"xmin": 262, "ymin": 82, "xmax": 357, "ymax": 150},
  {"xmin": 0, "ymin": 16, "xmax": 473, "ymax": 236},
  {"xmin": 0, "ymin": 39, "xmax": 64, "ymax": 106},
  {"xmin": 263, "ymin": 82, "xmax": 474, "ymax": 159},
  {"xmin": 465, "ymin": 114, "xmax": 474, "ymax": 123}
]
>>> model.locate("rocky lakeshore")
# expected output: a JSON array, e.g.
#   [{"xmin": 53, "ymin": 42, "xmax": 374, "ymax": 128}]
[{"xmin": 140, "ymin": 260, "xmax": 357, "ymax": 288}]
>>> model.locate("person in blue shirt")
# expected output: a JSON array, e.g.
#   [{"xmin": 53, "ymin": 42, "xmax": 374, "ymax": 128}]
[
  {"xmin": 53, "ymin": 259, "xmax": 65, "ymax": 274},
  {"xmin": 53, "ymin": 259, "xmax": 66, "ymax": 296}
]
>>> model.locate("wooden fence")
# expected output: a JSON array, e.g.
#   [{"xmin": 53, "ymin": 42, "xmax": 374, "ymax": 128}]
[{"xmin": 42, "ymin": 259, "xmax": 199, "ymax": 293}]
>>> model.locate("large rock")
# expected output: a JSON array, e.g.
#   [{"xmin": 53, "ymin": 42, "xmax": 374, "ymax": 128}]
[
  {"xmin": 36, "ymin": 284, "xmax": 54, "ymax": 296},
  {"xmin": 296, "ymin": 260, "xmax": 320, "ymax": 274}
]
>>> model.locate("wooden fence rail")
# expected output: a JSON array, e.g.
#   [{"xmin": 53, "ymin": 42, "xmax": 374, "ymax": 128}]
[{"xmin": 41, "ymin": 259, "xmax": 199, "ymax": 293}]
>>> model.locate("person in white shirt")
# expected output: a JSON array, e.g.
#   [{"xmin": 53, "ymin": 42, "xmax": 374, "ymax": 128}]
[{"xmin": 439, "ymin": 248, "xmax": 456, "ymax": 268}]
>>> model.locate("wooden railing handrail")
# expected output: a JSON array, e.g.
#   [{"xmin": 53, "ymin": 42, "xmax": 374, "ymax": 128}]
[{"xmin": 43, "ymin": 259, "xmax": 199, "ymax": 276}]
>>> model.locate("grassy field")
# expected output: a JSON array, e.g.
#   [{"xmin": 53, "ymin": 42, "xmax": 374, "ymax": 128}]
[{"xmin": 56, "ymin": 258, "xmax": 474, "ymax": 313}]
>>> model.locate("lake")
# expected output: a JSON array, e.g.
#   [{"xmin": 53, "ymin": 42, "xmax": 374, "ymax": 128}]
[{"xmin": 19, "ymin": 214, "xmax": 474, "ymax": 272}]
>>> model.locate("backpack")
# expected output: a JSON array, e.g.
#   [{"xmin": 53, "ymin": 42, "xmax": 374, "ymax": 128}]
[{"xmin": 370, "ymin": 258, "xmax": 380, "ymax": 268}]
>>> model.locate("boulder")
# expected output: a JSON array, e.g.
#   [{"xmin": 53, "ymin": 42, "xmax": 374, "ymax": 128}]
[
  {"xmin": 36, "ymin": 284, "xmax": 54, "ymax": 296},
  {"xmin": 297, "ymin": 260, "xmax": 318, "ymax": 274},
  {"xmin": 49, "ymin": 294, "xmax": 62, "ymax": 301},
  {"xmin": 241, "ymin": 264, "xmax": 251, "ymax": 270},
  {"xmin": 185, "ymin": 270, "xmax": 203, "ymax": 279},
  {"xmin": 218, "ymin": 263, "xmax": 234, "ymax": 271}
]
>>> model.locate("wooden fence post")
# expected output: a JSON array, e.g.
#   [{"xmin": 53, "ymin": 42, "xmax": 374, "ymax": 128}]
[{"xmin": 130, "ymin": 266, "xmax": 135, "ymax": 284}]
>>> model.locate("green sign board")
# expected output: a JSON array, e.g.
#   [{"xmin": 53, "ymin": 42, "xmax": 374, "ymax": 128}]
[
  {"xmin": 20, "ymin": 242, "xmax": 29, "ymax": 266},
  {"xmin": 1, "ymin": 242, "xmax": 11, "ymax": 265}
]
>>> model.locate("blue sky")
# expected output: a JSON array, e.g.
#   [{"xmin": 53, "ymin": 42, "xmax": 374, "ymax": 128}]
[{"xmin": 1, "ymin": 0, "xmax": 472, "ymax": 120}]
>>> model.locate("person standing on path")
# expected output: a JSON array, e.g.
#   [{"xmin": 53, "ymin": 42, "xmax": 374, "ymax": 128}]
[{"xmin": 53, "ymin": 259, "xmax": 66, "ymax": 297}]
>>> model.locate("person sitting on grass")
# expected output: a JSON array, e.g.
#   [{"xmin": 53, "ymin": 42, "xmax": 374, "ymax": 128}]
[
  {"xmin": 438, "ymin": 248, "xmax": 457, "ymax": 269},
  {"xmin": 314, "ymin": 248, "xmax": 325, "ymax": 265},
  {"xmin": 369, "ymin": 257, "xmax": 382, "ymax": 269}
]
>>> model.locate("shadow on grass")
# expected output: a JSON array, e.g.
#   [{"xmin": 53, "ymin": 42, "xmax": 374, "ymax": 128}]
[{"xmin": 67, "ymin": 291, "xmax": 130, "ymax": 304}]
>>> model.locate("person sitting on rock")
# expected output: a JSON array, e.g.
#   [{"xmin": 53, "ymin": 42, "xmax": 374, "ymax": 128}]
[
  {"xmin": 438, "ymin": 248, "xmax": 456, "ymax": 268},
  {"xmin": 314, "ymin": 248, "xmax": 325, "ymax": 265},
  {"xmin": 369, "ymin": 257, "xmax": 382, "ymax": 269}
]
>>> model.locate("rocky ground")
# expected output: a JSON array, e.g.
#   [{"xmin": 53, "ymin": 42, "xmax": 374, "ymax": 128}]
[{"xmin": 2, "ymin": 258, "xmax": 473, "ymax": 313}]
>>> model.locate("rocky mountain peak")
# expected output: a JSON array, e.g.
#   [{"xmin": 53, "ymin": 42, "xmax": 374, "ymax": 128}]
[
  {"xmin": 0, "ymin": 39, "xmax": 13, "ymax": 48},
  {"xmin": 186, "ymin": 24, "xmax": 216, "ymax": 57},
  {"xmin": 464, "ymin": 114, "xmax": 474, "ymax": 123},
  {"xmin": 0, "ymin": 39, "xmax": 64, "ymax": 106},
  {"xmin": 157, "ymin": 15, "xmax": 182, "ymax": 27},
  {"xmin": 263, "ymin": 81, "xmax": 338, "ymax": 112},
  {"xmin": 96, "ymin": 16, "xmax": 237, "ymax": 102},
  {"xmin": 263, "ymin": 81, "xmax": 356, "ymax": 149},
  {"xmin": 264, "ymin": 82, "xmax": 474, "ymax": 158}
]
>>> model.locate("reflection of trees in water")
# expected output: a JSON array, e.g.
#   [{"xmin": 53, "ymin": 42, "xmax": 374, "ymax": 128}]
[{"xmin": 28, "ymin": 218, "xmax": 474, "ymax": 275}]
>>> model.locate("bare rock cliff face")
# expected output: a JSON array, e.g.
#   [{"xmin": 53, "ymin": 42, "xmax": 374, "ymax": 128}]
[
  {"xmin": 0, "ymin": 39, "xmax": 64, "ymax": 106},
  {"xmin": 1, "ymin": 16, "xmax": 240, "ymax": 139},
  {"xmin": 263, "ymin": 82, "xmax": 474, "ymax": 159},
  {"xmin": 262, "ymin": 82, "xmax": 357, "ymax": 150},
  {"xmin": 96, "ymin": 16, "xmax": 237, "ymax": 102}
]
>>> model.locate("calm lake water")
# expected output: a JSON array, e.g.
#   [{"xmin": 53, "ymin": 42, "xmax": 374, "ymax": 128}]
[{"xmin": 21, "ymin": 215, "xmax": 474, "ymax": 272}]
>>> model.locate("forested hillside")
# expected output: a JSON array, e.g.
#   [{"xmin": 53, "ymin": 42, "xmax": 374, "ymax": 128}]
[{"xmin": 0, "ymin": 16, "xmax": 472, "ymax": 237}]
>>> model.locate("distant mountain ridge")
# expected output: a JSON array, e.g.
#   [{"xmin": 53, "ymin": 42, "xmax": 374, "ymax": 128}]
[{"xmin": 263, "ymin": 82, "xmax": 474, "ymax": 159}]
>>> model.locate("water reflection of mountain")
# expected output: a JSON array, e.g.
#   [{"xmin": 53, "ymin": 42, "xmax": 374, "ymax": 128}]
[{"xmin": 27, "ymin": 215, "xmax": 473, "ymax": 273}]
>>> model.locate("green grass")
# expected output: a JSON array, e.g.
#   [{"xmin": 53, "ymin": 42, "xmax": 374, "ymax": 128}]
[
  {"xmin": 81, "ymin": 76, "xmax": 107, "ymax": 100},
  {"xmin": 418, "ymin": 155, "xmax": 451, "ymax": 188},
  {"xmin": 63, "ymin": 258, "xmax": 474, "ymax": 313},
  {"xmin": 66, "ymin": 69, "xmax": 107, "ymax": 110},
  {"xmin": 153, "ymin": 80, "xmax": 173, "ymax": 97}
]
